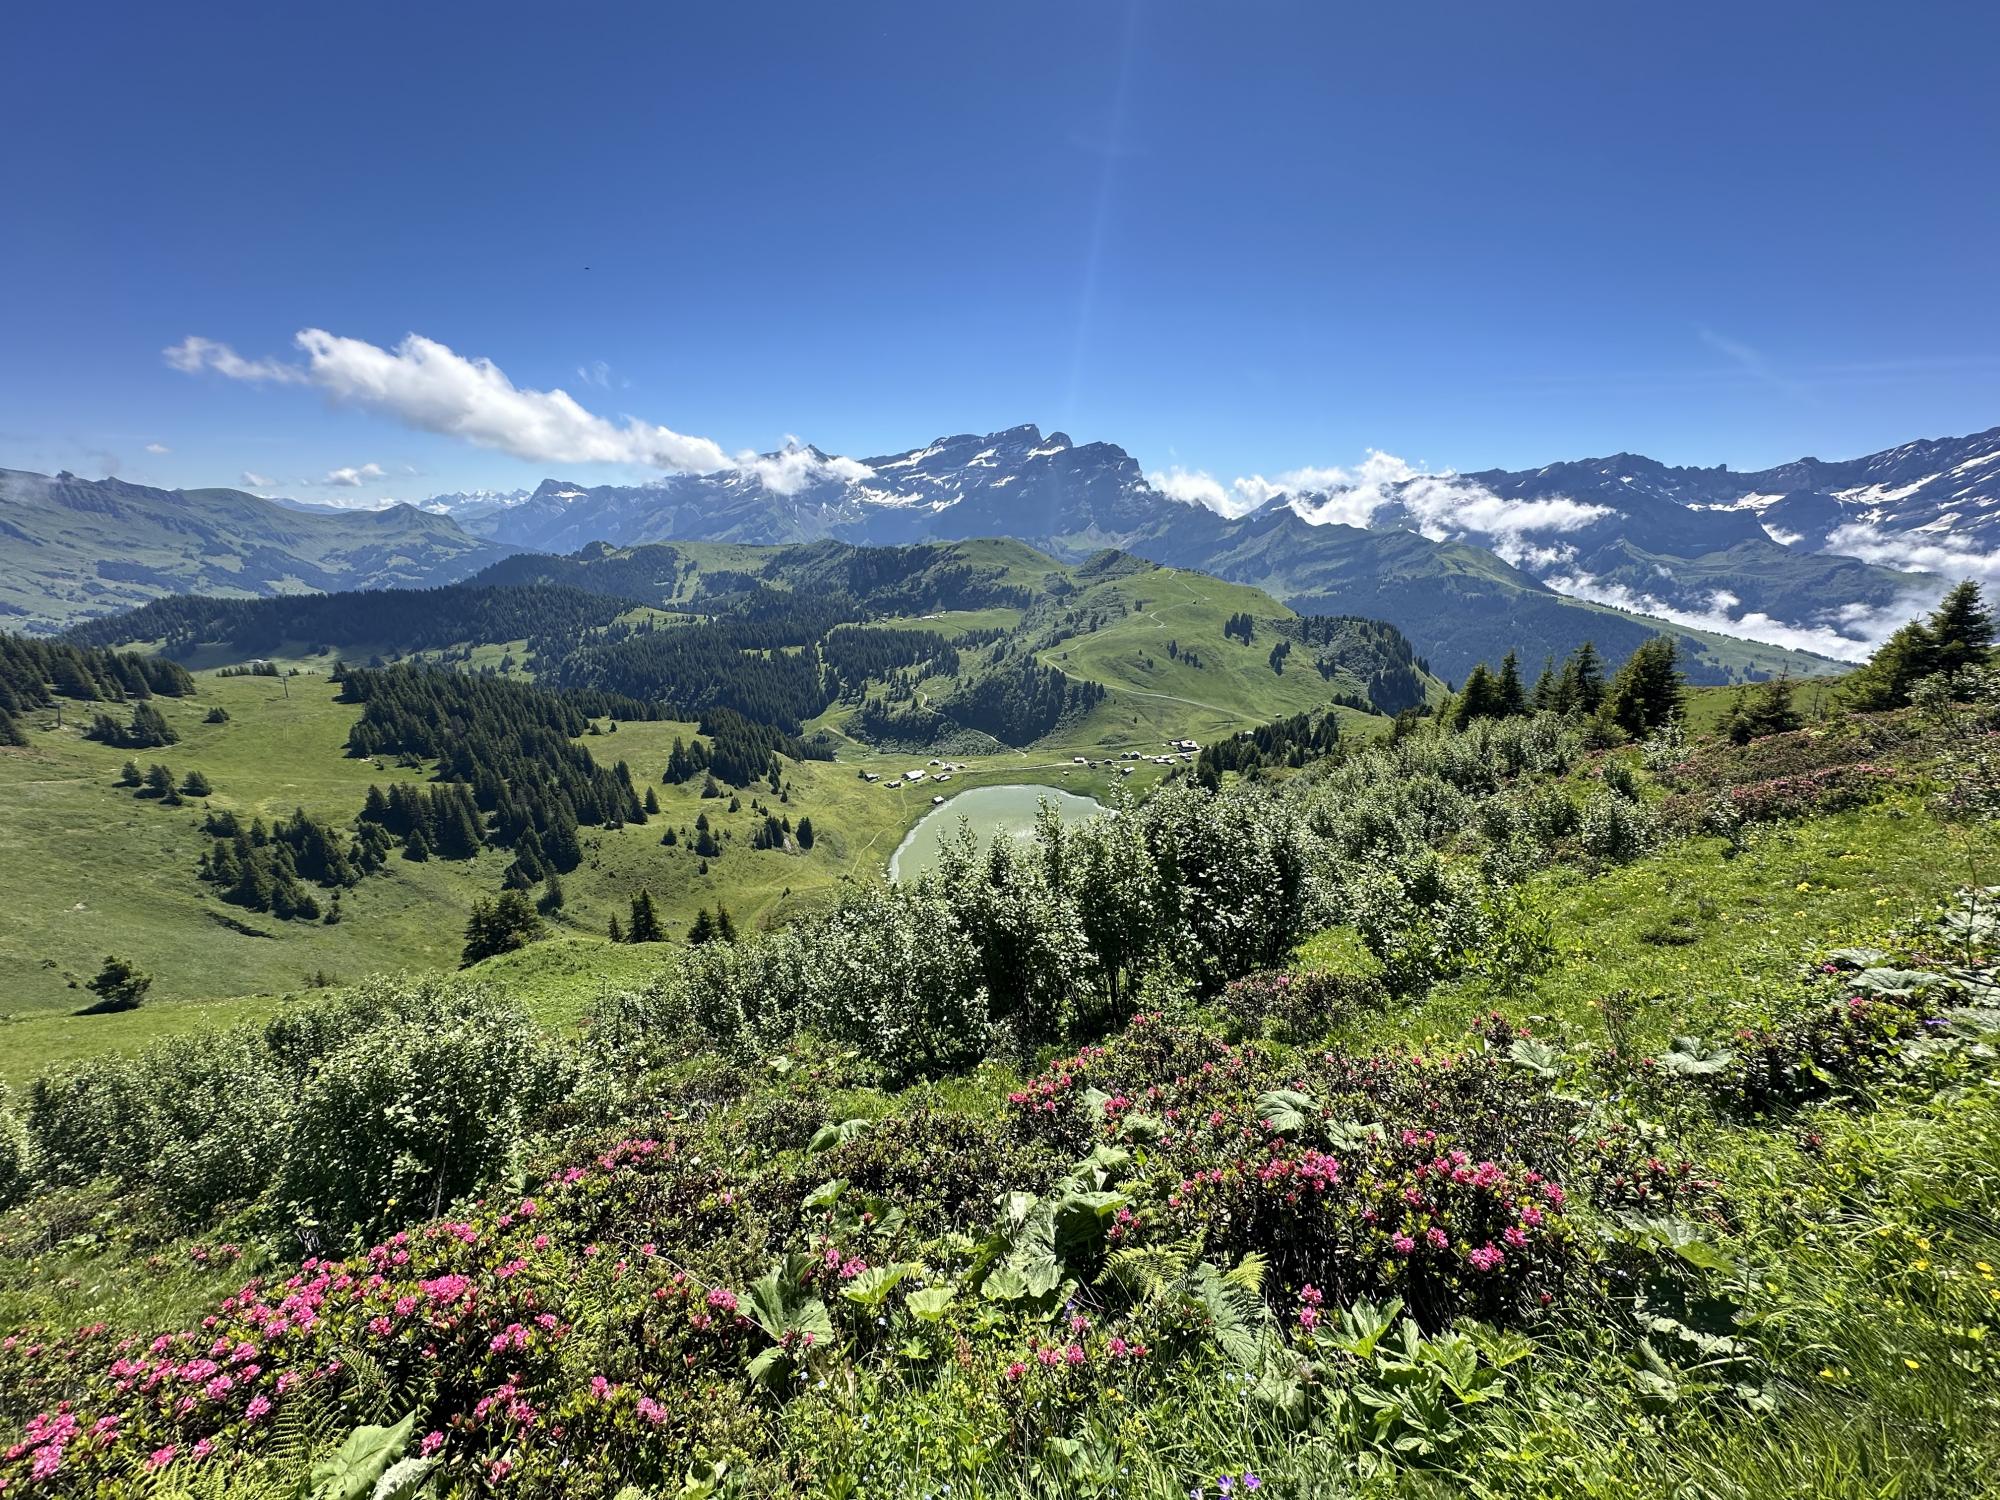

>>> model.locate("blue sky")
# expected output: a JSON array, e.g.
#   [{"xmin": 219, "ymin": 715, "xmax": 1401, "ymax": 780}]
[{"xmin": 4, "ymin": 1, "xmax": 1996, "ymax": 506}]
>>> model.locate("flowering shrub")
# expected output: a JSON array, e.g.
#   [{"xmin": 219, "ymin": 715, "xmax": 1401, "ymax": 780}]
[
  {"xmin": 1720, "ymin": 763, "xmax": 1896, "ymax": 826},
  {"xmin": 1214, "ymin": 969, "xmax": 1385, "ymax": 1043},
  {"xmin": 0, "ymin": 1137, "xmax": 768, "ymax": 1497}
]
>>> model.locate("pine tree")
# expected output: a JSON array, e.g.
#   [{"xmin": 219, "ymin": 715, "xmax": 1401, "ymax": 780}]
[
  {"xmin": 796, "ymin": 816, "xmax": 815, "ymax": 850},
  {"xmin": 142, "ymin": 763, "xmax": 176, "ymax": 799},
  {"xmin": 1530, "ymin": 655, "xmax": 1558, "ymax": 712},
  {"xmin": 607, "ymin": 913, "xmax": 625, "ymax": 943},
  {"xmin": 1929, "ymin": 579, "xmax": 1995, "ymax": 677},
  {"xmin": 180, "ymin": 769, "xmax": 212, "ymax": 797},
  {"xmin": 1853, "ymin": 580, "xmax": 2000, "ymax": 708},
  {"xmin": 1607, "ymin": 636, "xmax": 1685, "ymax": 738},
  {"xmin": 117, "ymin": 759, "xmax": 142, "ymax": 787},
  {"xmin": 1496, "ymin": 650, "xmax": 1526, "ymax": 717},
  {"xmin": 628, "ymin": 889, "xmax": 665, "ymax": 943},
  {"xmin": 643, "ymin": 786, "xmax": 660, "ymax": 815},
  {"xmin": 540, "ymin": 871, "xmax": 566, "ymax": 912},
  {"xmin": 716, "ymin": 903, "xmax": 737, "ymax": 943},
  {"xmin": 687, "ymin": 907, "xmax": 717, "ymax": 945},
  {"xmin": 461, "ymin": 889, "xmax": 544, "ymax": 965},
  {"xmin": 1452, "ymin": 664, "xmax": 1501, "ymax": 731},
  {"xmin": 84, "ymin": 955, "xmax": 152, "ymax": 1011}
]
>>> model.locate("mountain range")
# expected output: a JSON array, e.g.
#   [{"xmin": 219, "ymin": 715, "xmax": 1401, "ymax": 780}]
[{"xmin": 7, "ymin": 423, "xmax": 1996, "ymax": 683}]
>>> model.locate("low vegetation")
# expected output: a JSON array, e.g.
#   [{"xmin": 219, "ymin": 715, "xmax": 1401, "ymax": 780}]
[{"xmin": 1, "ymin": 584, "xmax": 1997, "ymax": 1496}]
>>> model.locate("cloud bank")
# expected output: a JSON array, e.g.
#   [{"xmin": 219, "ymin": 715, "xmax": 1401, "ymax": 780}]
[
  {"xmin": 324, "ymin": 462, "xmax": 385, "ymax": 487},
  {"xmin": 1823, "ymin": 521, "xmax": 2000, "ymax": 588},
  {"xmin": 165, "ymin": 331, "xmax": 872, "ymax": 497},
  {"xmin": 1151, "ymin": 450, "xmax": 1612, "ymax": 565},
  {"xmin": 1540, "ymin": 570, "xmax": 1931, "ymax": 663}
]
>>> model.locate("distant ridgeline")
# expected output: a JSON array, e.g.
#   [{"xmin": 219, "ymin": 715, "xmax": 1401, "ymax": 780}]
[
  {"xmin": 0, "ymin": 634, "xmax": 195, "ymax": 744},
  {"xmin": 63, "ymin": 583, "xmax": 635, "ymax": 663},
  {"xmin": 51, "ymin": 539, "xmax": 1443, "ymax": 757},
  {"xmin": 472, "ymin": 537, "xmax": 1045, "ymax": 616}
]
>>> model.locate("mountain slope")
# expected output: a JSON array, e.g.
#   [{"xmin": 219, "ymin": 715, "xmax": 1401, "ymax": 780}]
[
  {"xmin": 0, "ymin": 469, "xmax": 519, "ymax": 633},
  {"xmin": 417, "ymin": 421, "xmax": 1955, "ymax": 681}
]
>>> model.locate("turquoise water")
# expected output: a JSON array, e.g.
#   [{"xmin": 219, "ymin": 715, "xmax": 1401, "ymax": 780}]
[{"xmin": 887, "ymin": 783, "xmax": 1106, "ymax": 883}]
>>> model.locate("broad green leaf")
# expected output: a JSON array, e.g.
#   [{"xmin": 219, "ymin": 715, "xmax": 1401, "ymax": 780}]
[
  {"xmin": 802, "ymin": 1177, "xmax": 848, "ymax": 1210},
  {"xmin": 905, "ymin": 1285, "xmax": 956, "ymax": 1321},
  {"xmin": 807, "ymin": 1118, "xmax": 871, "ymax": 1154},
  {"xmin": 1507, "ymin": 1037, "xmax": 1561, "ymax": 1077},
  {"xmin": 1254, "ymin": 1087, "xmax": 1316, "ymax": 1134},
  {"xmin": 309, "ymin": 1412, "xmax": 415, "ymax": 1500},
  {"xmin": 841, "ymin": 1262, "xmax": 918, "ymax": 1311}
]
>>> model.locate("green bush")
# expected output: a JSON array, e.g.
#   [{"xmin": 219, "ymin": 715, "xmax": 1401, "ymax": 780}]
[{"xmin": 276, "ymin": 997, "xmax": 575, "ymax": 1243}]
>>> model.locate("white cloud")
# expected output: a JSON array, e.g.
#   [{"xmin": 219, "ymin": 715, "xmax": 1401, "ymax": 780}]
[
  {"xmin": 748, "ymin": 443, "xmax": 875, "ymax": 496},
  {"xmin": 1541, "ymin": 569, "xmax": 1932, "ymax": 662},
  {"xmin": 165, "ymin": 336, "xmax": 307, "ymax": 384},
  {"xmin": 576, "ymin": 360, "xmax": 613, "ymax": 388},
  {"xmin": 240, "ymin": 470, "xmax": 274, "ymax": 489},
  {"xmin": 323, "ymin": 462, "xmax": 386, "ymax": 487},
  {"xmin": 1205, "ymin": 450, "xmax": 1614, "ymax": 564},
  {"xmin": 144, "ymin": 442, "xmax": 170, "ymax": 455},
  {"xmin": 1822, "ymin": 521, "xmax": 2000, "ymax": 587},
  {"xmin": 1146, "ymin": 466, "xmax": 1236, "ymax": 513},
  {"xmin": 167, "ymin": 329, "xmax": 873, "ymax": 493}
]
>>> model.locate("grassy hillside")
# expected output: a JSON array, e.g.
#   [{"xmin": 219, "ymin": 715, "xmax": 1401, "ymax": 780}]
[
  {"xmin": 0, "ymin": 665, "xmax": 1187, "ymax": 1073},
  {"xmin": 5, "ymin": 681, "xmax": 2000, "ymax": 1497}
]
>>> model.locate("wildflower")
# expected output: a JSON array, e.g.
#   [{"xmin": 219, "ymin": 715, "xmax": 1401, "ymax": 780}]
[
  {"xmin": 1391, "ymin": 1233, "xmax": 1417, "ymax": 1255},
  {"xmin": 420, "ymin": 1431, "xmax": 445, "ymax": 1456},
  {"xmin": 148, "ymin": 1445, "xmax": 177, "ymax": 1470},
  {"xmin": 1006, "ymin": 1361, "xmax": 1027, "ymax": 1381}
]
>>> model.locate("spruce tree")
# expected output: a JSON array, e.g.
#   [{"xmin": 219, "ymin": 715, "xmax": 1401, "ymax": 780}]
[
  {"xmin": 796, "ymin": 816, "xmax": 815, "ymax": 850},
  {"xmin": 1531, "ymin": 655, "xmax": 1558, "ymax": 712},
  {"xmin": 1928, "ymin": 580, "xmax": 1995, "ymax": 678},
  {"xmin": 1496, "ymin": 651, "xmax": 1526, "ymax": 717},
  {"xmin": 117, "ymin": 760, "xmax": 142, "ymax": 787},
  {"xmin": 540, "ymin": 871, "xmax": 566, "ymax": 912},
  {"xmin": 687, "ymin": 907, "xmax": 716, "ymax": 945},
  {"xmin": 84, "ymin": 954, "xmax": 152, "ymax": 1011},
  {"xmin": 1452, "ymin": 664, "xmax": 1500, "ymax": 731},
  {"xmin": 1607, "ymin": 637, "xmax": 1685, "ymax": 738},
  {"xmin": 180, "ymin": 769, "xmax": 212, "ymax": 797},
  {"xmin": 628, "ymin": 889, "xmax": 665, "ymax": 943},
  {"xmin": 607, "ymin": 913, "xmax": 625, "ymax": 943},
  {"xmin": 644, "ymin": 786, "xmax": 661, "ymax": 815},
  {"xmin": 716, "ymin": 904, "xmax": 737, "ymax": 943}
]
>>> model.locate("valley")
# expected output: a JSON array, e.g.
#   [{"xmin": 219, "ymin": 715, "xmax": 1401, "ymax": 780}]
[{"xmin": 0, "ymin": 543, "xmax": 1433, "ymax": 1076}]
